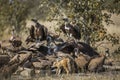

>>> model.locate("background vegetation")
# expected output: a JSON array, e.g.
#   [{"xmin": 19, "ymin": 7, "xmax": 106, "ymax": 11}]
[{"xmin": 0, "ymin": 0, "xmax": 120, "ymax": 52}]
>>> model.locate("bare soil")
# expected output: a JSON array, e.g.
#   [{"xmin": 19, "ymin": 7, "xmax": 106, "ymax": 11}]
[{"xmin": 10, "ymin": 70, "xmax": 120, "ymax": 80}]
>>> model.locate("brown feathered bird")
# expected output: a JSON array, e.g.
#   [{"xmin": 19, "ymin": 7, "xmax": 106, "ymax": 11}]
[
  {"xmin": 0, "ymin": 54, "xmax": 20, "ymax": 79},
  {"xmin": 75, "ymin": 53, "xmax": 91, "ymax": 72},
  {"xmin": 9, "ymin": 29, "xmax": 22, "ymax": 48},
  {"xmin": 26, "ymin": 19, "xmax": 48, "ymax": 43},
  {"xmin": 87, "ymin": 53, "xmax": 108, "ymax": 72},
  {"xmin": 60, "ymin": 20, "xmax": 81, "ymax": 40},
  {"xmin": 25, "ymin": 25, "xmax": 36, "ymax": 44}
]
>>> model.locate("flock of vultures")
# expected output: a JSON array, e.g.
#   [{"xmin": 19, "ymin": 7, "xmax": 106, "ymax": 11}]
[{"xmin": 0, "ymin": 19, "xmax": 114, "ymax": 79}]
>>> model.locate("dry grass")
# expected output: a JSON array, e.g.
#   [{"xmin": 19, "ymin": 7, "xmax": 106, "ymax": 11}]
[{"xmin": 9, "ymin": 72, "xmax": 120, "ymax": 80}]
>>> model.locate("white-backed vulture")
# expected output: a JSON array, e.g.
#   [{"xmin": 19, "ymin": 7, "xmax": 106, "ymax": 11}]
[
  {"xmin": 87, "ymin": 53, "xmax": 108, "ymax": 72},
  {"xmin": 75, "ymin": 53, "xmax": 91, "ymax": 72}
]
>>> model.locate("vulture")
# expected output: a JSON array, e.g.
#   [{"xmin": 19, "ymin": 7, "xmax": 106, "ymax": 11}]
[
  {"xmin": 77, "ymin": 42, "xmax": 99, "ymax": 57},
  {"xmin": 60, "ymin": 23, "xmax": 81, "ymax": 40},
  {"xmin": 25, "ymin": 25, "xmax": 36, "ymax": 44},
  {"xmin": 9, "ymin": 35, "xmax": 22, "ymax": 48},
  {"xmin": 31, "ymin": 19, "xmax": 48, "ymax": 41},
  {"xmin": 54, "ymin": 40, "xmax": 99, "ymax": 57},
  {"xmin": 26, "ymin": 19, "xmax": 48, "ymax": 44}
]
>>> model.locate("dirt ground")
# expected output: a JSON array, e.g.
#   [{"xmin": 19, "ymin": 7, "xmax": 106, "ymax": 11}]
[{"xmin": 10, "ymin": 70, "xmax": 120, "ymax": 80}]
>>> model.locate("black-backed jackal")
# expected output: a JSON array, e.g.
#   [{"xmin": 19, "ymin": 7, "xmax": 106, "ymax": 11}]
[{"xmin": 52, "ymin": 57, "xmax": 71, "ymax": 75}]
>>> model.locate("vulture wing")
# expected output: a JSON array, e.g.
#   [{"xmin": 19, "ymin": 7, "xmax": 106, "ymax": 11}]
[
  {"xmin": 30, "ymin": 26, "xmax": 35, "ymax": 39},
  {"xmin": 60, "ymin": 24, "xmax": 67, "ymax": 34}
]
